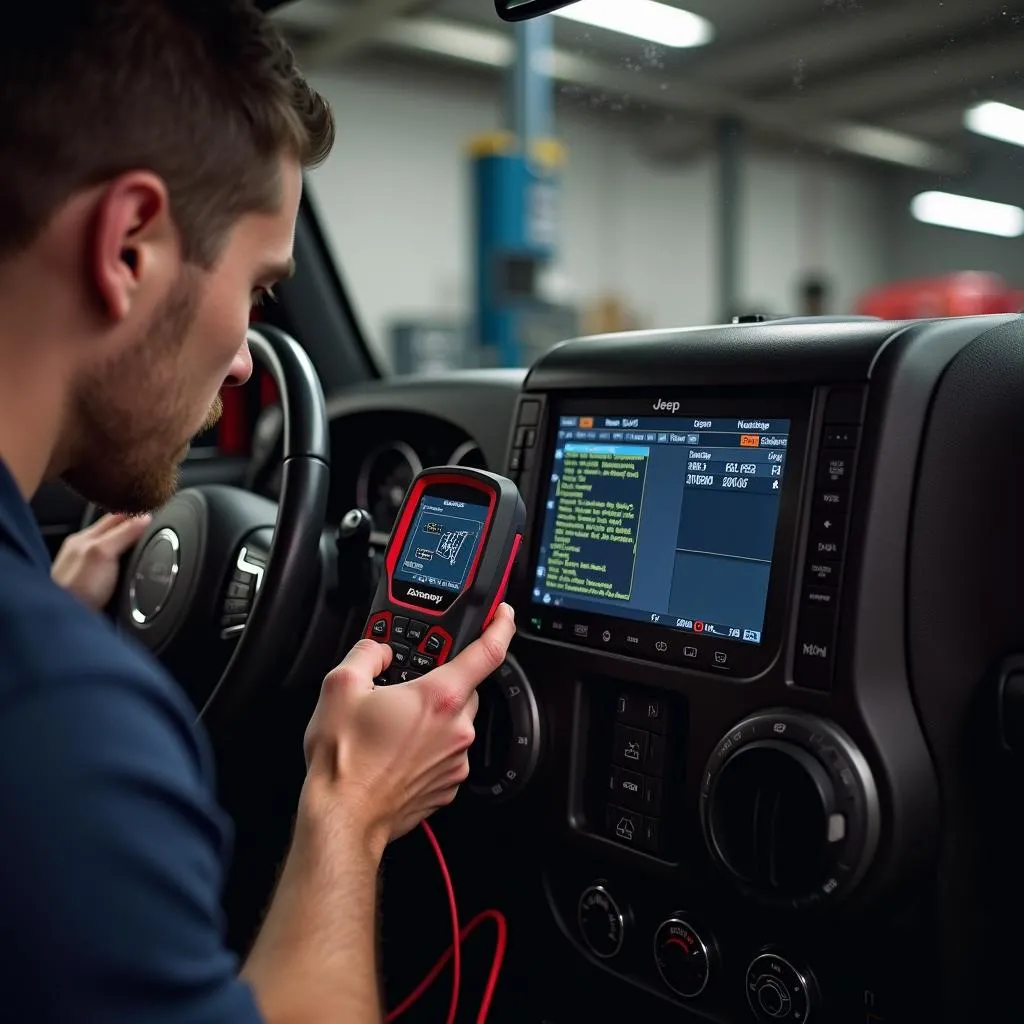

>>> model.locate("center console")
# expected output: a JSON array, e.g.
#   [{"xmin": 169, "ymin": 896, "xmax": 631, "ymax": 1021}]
[{"xmin": 477, "ymin": 313, "xmax": 1024, "ymax": 1023}]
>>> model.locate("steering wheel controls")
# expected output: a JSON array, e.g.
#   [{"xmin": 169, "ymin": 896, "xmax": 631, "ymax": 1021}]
[
  {"xmin": 220, "ymin": 544, "xmax": 267, "ymax": 639},
  {"xmin": 365, "ymin": 611, "xmax": 453, "ymax": 684}
]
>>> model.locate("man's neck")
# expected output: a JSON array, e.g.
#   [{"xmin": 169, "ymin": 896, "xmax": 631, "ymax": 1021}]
[{"xmin": 0, "ymin": 339, "xmax": 70, "ymax": 501}]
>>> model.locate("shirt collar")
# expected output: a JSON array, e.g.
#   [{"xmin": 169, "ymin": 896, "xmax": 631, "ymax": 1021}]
[{"xmin": 0, "ymin": 458, "xmax": 52, "ymax": 571}]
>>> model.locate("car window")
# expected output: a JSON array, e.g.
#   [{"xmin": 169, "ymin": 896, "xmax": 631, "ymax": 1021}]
[{"xmin": 272, "ymin": 0, "xmax": 1024, "ymax": 375}]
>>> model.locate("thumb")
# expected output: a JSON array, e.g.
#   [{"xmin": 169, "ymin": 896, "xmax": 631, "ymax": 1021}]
[
  {"xmin": 100, "ymin": 513, "xmax": 152, "ymax": 556},
  {"xmin": 428, "ymin": 604, "xmax": 516, "ymax": 704}
]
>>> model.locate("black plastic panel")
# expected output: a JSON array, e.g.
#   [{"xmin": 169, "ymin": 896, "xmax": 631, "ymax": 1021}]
[{"xmin": 525, "ymin": 319, "xmax": 906, "ymax": 392}]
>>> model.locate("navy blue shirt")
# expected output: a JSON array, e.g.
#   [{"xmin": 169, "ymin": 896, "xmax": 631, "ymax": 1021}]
[{"xmin": 0, "ymin": 459, "xmax": 263, "ymax": 1022}]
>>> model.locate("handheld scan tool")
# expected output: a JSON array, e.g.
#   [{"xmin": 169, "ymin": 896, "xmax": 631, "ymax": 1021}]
[{"xmin": 363, "ymin": 467, "xmax": 526, "ymax": 683}]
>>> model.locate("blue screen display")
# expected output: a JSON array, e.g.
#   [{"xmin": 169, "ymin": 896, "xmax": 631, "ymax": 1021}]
[
  {"xmin": 394, "ymin": 495, "xmax": 489, "ymax": 593},
  {"xmin": 531, "ymin": 413, "xmax": 791, "ymax": 645}
]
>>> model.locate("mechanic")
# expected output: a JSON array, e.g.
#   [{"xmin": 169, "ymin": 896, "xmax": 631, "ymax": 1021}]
[{"xmin": 0, "ymin": 3, "xmax": 514, "ymax": 1022}]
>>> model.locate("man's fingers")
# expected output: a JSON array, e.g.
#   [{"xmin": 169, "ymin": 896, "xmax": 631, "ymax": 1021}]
[
  {"xmin": 98, "ymin": 513, "xmax": 152, "ymax": 555},
  {"xmin": 330, "ymin": 638, "xmax": 393, "ymax": 690},
  {"xmin": 429, "ymin": 604, "xmax": 515, "ymax": 704},
  {"xmin": 83, "ymin": 512, "xmax": 126, "ymax": 535}
]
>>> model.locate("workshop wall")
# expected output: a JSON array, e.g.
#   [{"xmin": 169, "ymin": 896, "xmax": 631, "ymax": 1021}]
[{"xmin": 307, "ymin": 60, "xmax": 890, "ymax": 365}]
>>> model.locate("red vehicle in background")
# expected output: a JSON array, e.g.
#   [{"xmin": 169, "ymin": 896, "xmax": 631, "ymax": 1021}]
[{"xmin": 856, "ymin": 271, "xmax": 1024, "ymax": 319}]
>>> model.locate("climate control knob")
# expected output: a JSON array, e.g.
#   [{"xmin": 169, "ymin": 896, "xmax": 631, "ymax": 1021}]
[
  {"xmin": 701, "ymin": 710, "xmax": 879, "ymax": 909},
  {"xmin": 466, "ymin": 655, "xmax": 541, "ymax": 800},
  {"xmin": 577, "ymin": 882, "xmax": 628, "ymax": 959},
  {"xmin": 653, "ymin": 915, "xmax": 716, "ymax": 999},
  {"xmin": 745, "ymin": 950, "xmax": 816, "ymax": 1023}
]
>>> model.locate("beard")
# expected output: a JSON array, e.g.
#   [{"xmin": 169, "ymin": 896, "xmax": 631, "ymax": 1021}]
[{"xmin": 61, "ymin": 269, "xmax": 223, "ymax": 515}]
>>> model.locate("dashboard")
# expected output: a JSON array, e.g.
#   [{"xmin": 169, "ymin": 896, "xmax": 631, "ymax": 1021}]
[
  {"xmin": 312, "ymin": 316, "xmax": 1024, "ymax": 1024},
  {"xmin": 319, "ymin": 371, "xmax": 524, "ymax": 540}
]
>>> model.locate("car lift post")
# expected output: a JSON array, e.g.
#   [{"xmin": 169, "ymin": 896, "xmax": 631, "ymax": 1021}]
[
  {"xmin": 469, "ymin": 16, "xmax": 562, "ymax": 368},
  {"xmin": 717, "ymin": 115, "xmax": 746, "ymax": 322}
]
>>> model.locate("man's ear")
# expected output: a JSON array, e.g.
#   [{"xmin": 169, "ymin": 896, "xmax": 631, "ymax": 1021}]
[{"xmin": 90, "ymin": 171, "xmax": 176, "ymax": 322}]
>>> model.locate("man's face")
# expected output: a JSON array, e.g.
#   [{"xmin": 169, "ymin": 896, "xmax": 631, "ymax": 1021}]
[{"xmin": 63, "ymin": 159, "xmax": 302, "ymax": 514}]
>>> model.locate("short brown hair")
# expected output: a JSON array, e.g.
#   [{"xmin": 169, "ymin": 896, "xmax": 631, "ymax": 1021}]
[{"xmin": 0, "ymin": 0, "xmax": 334, "ymax": 266}]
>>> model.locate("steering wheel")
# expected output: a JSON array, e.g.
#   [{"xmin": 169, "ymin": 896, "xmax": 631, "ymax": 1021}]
[{"xmin": 95, "ymin": 324, "xmax": 330, "ymax": 729}]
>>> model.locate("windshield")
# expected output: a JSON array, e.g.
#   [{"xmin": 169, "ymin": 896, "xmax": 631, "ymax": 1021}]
[{"xmin": 273, "ymin": 0, "xmax": 1024, "ymax": 375}]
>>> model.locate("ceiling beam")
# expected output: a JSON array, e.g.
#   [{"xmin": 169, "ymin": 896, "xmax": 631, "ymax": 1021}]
[
  {"xmin": 297, "ymin": 0, "xmax": 435, "ymax": 68},
  {"xmin": 686, "ymin": 0, "xmax": 1015, "ymax": 92},
  {"xmin": 879, "ymin": 84, "xmax": 1024, "ymax": 138},
  {"xmin": 769, "ymin": 35, "xmax": 1024, "ymax": 120},
  {"xmin": 369, "ymin": 18, "xmax": 964, "ymax": 173}
]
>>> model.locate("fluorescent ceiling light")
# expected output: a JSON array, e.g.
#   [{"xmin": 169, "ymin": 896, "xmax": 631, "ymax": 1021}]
[
  {"xmin": 910, "ymin": 191, "xmax": 1024, "ymax": 238},
  {"xmin": 554, "ymin": 0, "xmax": 713, "ymax": 49},
  {"xmin": 965, "ymin": 100, "xmax": 1024, "ymax": 149}
]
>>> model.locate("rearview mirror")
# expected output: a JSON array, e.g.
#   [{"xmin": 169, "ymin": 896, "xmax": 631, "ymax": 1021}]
[{"xmin": 494, "ymin": 0, "xmax": 581, "ymax": 21}]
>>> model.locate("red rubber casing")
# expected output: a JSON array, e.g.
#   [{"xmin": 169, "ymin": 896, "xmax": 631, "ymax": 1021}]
[{"xmin": 362, "ymin": 467, "xmax": 525, "ymax": 683}]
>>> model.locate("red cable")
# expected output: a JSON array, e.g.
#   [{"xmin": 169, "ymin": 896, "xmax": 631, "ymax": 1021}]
[
  {"xmin": 385, "ymin": 821, "xmax": 508, "ymax": 1024},
  {"xmin": 386, "ymin": 908, "xmax": 508, "ymax": 1024},
  {"xmin": 390, "ymin": 820, "xmax": 461, "ymax": 1024}
]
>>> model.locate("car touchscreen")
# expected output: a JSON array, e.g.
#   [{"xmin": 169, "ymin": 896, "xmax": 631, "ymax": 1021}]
[
  {"xmin": 531, "ymin": 410, "xmax": 791, "ymax": 645},
  {"xmin": 393, "ymin": 492, "xmax": 489, "ymax": 595}
]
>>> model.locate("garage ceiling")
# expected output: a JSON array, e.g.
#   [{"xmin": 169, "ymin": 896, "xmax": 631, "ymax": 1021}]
[{"xmin": 271, "ymin": 0, "xmax": 1024, "ymax": 172}]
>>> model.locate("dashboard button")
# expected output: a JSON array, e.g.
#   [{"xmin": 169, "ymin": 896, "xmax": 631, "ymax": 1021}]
[
  {"xmin": 823, "ymin": 424, "xmax": 858, "ymax": 448},
  {"xmin": 616, "ymin": 692, "xmax": 667, "ymax": 733},
  {"xmin": 406, "ymin": 619, "xmax": 427, "ymax": 642},
  {"xmin": 370, "ymin": 616, "xmax": 389, "ymax": 639},
  {"xmin": 605, "ymin": 804, "xmax": 642, "ymax": 847},
  {"xmin": 508, "ymin": 450, "xmax": 522, "ymax": 472},
  {"xmin": 391, "ymin": 616, "xmax": 409, "ymax": 639},
  {"xmin": 515, "ymin": 426, "xmax": 537, "ymax": 448},
  {"xmin": 805, "ymin": 560, "xmax": 839, "ymax": 586},
  {"xmin": 817, "ymin": 448, "xmax": 854, "ymax": 489},
  {"xmin": 804, "ymin": 585, "xmax": 837, "ymax": 609},
  {"xmin": 410, "ymin": 651, "xmax": 435, "ymax": 671},
  {"xmin": 650, "ymin": 636, "xmax": 671, "ymax": 658},
  {"xmin": 813, "ymin": 487, "xmax": 848, "ymax": 513},
  {"xmin": 809, "ymin": 512, "xmax": 846, "ymax": 560},
  {"xmin": 517, "ymin": 399, "xmax": 541, "ymax": 426},
  {"xmin": 643, "ymin": 776, "xmax": 664, "ymax": 813},
  {"xmin": 793, "ymin": 607, "xmax": 837, "ymax": 691},
  {"xmin": 679, "ymin": 642, "xmax": 703, "ymax": 666},
  {"xmin": 613, "ymin": 724, "xmax": 648, "ymax": 769},
  {"xmin": 424, "ymin": 632, "xmax": 446, "ymax": 655},
  {"xmin": 609, "ymin": 767, "xmax": 644, "ymax": 811},
  {"xmin": 390, "ymin": 642, "xmax": 411, "ymax": 666},
  {"xmin": 643, "ymin": 816, "xmax": 662, "ymax": 853}
]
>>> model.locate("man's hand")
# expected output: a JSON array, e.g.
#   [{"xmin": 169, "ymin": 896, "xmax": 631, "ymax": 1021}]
[
  {"xmin": 242, "ymin": 605, "xmax": 516, "ymax": 1024},
  {"xmin": 302, "ymin": 602, "xmax": 516, "ymax": 850},
  {"xmin": 51, "ymin": 513, "xmax": 152, "ymax": 612}
]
